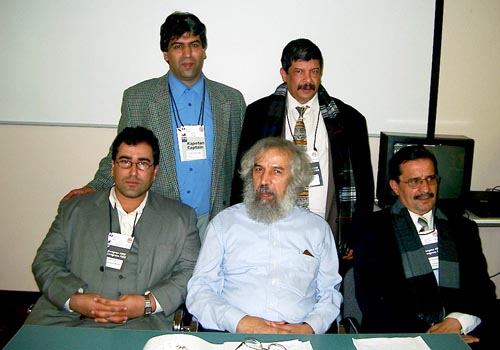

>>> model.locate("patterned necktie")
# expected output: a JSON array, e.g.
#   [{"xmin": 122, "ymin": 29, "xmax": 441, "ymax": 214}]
[
  {"xmin": 418, "ymin": 216, "xmax": 429, "ymax": 232},
  {"xmin": 294, "ymin": 106, "xmax": 308, "ymax": 150},
  {"xmin": 294, "ymin": 106, "xmax": 309, "ymax": 209}
]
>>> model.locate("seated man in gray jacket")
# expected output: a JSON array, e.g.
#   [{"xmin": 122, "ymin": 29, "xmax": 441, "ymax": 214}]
[{"xmin": 26, "ymin": 126, "xmax": 200, "ymax": 329}]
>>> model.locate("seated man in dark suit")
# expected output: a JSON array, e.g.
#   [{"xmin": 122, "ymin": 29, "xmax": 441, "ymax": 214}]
[
  {"xmin": 355, "ymin": 145, "xmax": 496, "ymax": 348},
  {"xmin": 25, "ymin": 127, "xmax": 200, "ymax": 329}
]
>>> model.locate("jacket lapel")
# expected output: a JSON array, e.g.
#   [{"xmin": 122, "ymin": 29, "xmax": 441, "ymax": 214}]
[
  {"xmin": 135, "ymin": 195, "xmax": 162, "ymax": 275},
  {"xmin": 149, "ymin": 73, "xmax": 180, "ymax": 199},
  {"xmin": 86, "ymin": 191, "xmax": 112, "ymax": 258},
  {"xmin": 206, "ymin": 78, "xmax": 230, "ymax": 206}
]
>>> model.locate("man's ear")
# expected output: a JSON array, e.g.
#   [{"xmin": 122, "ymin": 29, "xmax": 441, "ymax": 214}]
[
  {"xmin": 279, "ymin": 67, "xmax": 288, "ymax": 83},
  {"xmin": 389, "ymin": 179, "xmax": 400, "ymax": 196},
  {"xmin": 153, "ymin": 165, "xmax": 159, "ymax": 180}
]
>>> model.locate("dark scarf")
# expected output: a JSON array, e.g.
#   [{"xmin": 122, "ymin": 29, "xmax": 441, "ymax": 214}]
[
  {"xmin": 391, "ymin": 200, "xmax": 460, "ymax": 328},
  {"xmin": 270, "ymin": 83, "xmax": 356, "ymax": 234}
]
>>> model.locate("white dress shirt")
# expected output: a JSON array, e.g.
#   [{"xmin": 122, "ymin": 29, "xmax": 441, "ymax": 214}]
[{"xmin": 284, "ymin": 92, "xmax": 330, "ymax": 217}]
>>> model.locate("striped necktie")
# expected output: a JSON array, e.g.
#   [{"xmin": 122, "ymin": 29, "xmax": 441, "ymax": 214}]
[
  {"xmin": 418, "ymin": 216, "xmax": 429, "ymax": 232},
  {"xmin": 294, "ymin": 106, "xmax": 309, "ymax": 209}
]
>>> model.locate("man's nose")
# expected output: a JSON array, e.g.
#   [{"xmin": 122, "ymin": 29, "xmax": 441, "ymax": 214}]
[
  {"xmin": 182, "ymin": 46, "xmax": 192, "ymax": 57},
  {"xmin": 419, "ymin": 178, "xmax": 431, "ymax": 191},
  {"xmin": 259, "ymin": 170, "xmax": 272, "ymax": 185},
  {"xmin": 303, "ymin": 70, "xmax": 312, "ymax": 81},
  {"xmin": 129, "ymin": 163, "xmax": 139, "ymax": 175}
]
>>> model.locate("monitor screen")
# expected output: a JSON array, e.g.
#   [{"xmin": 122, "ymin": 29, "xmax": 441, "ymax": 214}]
[{"xmin": 376, "ymin": 132, "xmax": 474, "ymax": 213}]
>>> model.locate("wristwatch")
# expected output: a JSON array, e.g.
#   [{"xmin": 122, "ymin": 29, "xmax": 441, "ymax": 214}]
[{"xmin": 144, "ymin": 292, "xmax": 152, "ymax": 317}]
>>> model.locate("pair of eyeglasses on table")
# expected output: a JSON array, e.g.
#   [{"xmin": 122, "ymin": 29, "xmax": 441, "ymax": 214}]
[{"xmin": 234, "ymin": 337, "xmax": 286, "ymax": 350}]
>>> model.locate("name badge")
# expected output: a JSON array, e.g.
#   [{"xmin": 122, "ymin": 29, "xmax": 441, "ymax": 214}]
[
  {"xmin": 105, "ymin": 232, "xmax": 134, "ymax": 271},
  {"xmin": 307, "ymin": 150, "xmax": 323, "ymax": 187},
  {"xmin": 421, "ymin": 229, "xmax": 439, "ymax": 270},
  {"xmin": 176, "ymin": 125, "xmax": 207, "ymax": 161}
]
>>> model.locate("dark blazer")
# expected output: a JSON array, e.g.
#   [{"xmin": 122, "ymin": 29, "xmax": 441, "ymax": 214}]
[
  {"xmin": 87, "ymin": 73, "xmax": 246, "ymax": 220},
  {"xmin": 354, "ymin": 204, "xmax": 497, "ymax": 340},
  {"xmin": 231, "ymin": 86, "xmax": 374, "ymax": 251},
  {"xmin": 26, "ymin": 190, "xmax": 200, "ymax": 330}
]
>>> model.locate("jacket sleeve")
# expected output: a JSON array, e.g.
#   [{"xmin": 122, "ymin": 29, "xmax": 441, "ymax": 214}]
[
  {"xmin": 148, "ymin": 205, "xmax": 201, "ymax": 317},
  {"xmin": 32, "ymin": 200, "xmax": 87, "ymax": 308},
  {"xmin": 86, "ymin": 90, "xmax": 133, "ymax": 190}
]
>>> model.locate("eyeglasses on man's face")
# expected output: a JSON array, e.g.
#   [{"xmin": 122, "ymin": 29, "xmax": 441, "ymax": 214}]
[
  {"xmin": 115, "ymin": 159, "xmax": 154, "ymax": 171},
  {"xmin": 235, "ymin": 337, "xmax": 287, "ymax": 350},
  {"xmin": 400, "ymin": 174, "xmax": 440, "ymax": 188}
]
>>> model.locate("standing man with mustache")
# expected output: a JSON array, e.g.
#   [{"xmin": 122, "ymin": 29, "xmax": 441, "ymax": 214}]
[
  {"xmin": 354, "ymin": 146, "xmax": 497, "ymax": 349},
  {"xmin": 63, "ymin": 12, "xmax": 246, "ymax": 241},
  {"xmin": 231, "ymin": 38, "xmax": 373, "ymax": 265},
  {"xmin": 187, "ymin": 137, "xmax": 343, "ymax": 334}
]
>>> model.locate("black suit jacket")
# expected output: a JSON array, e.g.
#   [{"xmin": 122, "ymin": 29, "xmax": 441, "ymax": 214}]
[{"xmin": 354, "ymin": 205, "xmax": 496, "ymax": 340}]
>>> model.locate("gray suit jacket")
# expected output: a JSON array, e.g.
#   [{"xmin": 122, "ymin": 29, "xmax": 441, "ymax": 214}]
[
  {"xmin": 87, "ymin": 73, "xmax": 246, "ymax": 220},
  {"xmin": 26, "ymin": 190, "xmax": 200, "ymax": 330}
]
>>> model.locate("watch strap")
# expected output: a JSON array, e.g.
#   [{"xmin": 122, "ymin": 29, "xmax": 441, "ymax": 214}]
[{"xmin": 144, "ymin": 292, "xmax": 152, "ymax": 317}]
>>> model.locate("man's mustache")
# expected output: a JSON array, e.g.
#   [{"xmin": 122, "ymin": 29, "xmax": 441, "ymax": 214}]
[
  {"xmin": 414, "ymin": 192, "xmax": 434, "ymax": 200},
  {"xmin": 256, "ymin": 185, "xmax": 276, "ymax": 197},
  {"xmin": 298, "ymin": 83, "xmax": 316, "ymax": 90}
]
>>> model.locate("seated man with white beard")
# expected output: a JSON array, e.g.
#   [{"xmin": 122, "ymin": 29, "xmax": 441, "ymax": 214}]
[{"xmin": 186, "ymin": 137, "xmax": 342, "ymax": 334}]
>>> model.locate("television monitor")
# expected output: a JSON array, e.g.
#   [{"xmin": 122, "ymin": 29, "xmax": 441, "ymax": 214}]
[{"xmin": 376, "ymin": 132, "xmax": 474, "ymax": 214}]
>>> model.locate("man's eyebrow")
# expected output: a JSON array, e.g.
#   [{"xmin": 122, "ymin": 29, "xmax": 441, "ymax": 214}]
[
  {"xmin": 170, "ymin": 39, "xmax": 202, "ymax": 46},
  {"xmin": 117, "ymin": 155, "xmax": 152, "ymax": 162},
  {"xmin": 253, "ymin": 163, "xmax": 285, "ymax": 171}
]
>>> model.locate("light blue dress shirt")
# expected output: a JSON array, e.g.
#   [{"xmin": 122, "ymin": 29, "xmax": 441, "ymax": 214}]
[
  {"xmin": 186, "ymin": 203, "xmax": 343, "ymax": 334},
  {"xmin": 168, "ymin": 73, "xmax": 214, "ymax": 217}
]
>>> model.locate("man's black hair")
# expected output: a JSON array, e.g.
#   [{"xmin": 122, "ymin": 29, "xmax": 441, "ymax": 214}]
[
  {"xmin": 160, "ymin": 12, "xmax": 207, "ymax": 52},
  {"xmin": 388, "ymin": 145, "xmax": 438, "ymax": 182},
  {"xmin": 281, "ymin": 38, "xmax": 323, "ymax": 73},
  {"xmin": 111, "ymin": 127, "xmax": 160, "ymax": 166}
]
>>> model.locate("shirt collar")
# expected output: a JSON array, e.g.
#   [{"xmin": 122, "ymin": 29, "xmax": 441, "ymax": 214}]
[
  {"xmin": 109, "ymin": 187, "xmax": 148, "ymax": 216},
  {"xmin": 407, "ymin": 209, "xmax": 434, "ymax": 230},
  {"xmin": 168, "ymin": 72, "xmax": 205, "ymax": 98},
  {"xmin": 286, "ymin": 92, "xmax": 319, "ymax": 117}
]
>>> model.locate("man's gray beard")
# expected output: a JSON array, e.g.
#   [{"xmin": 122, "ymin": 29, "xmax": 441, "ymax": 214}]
[{"xmin": 243, "ymin": 179, "xmax": 296, "ymax": 224}]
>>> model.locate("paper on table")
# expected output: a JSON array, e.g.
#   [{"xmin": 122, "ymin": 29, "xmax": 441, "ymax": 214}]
[
  {"xmin": 352, "ymin": 336, "xmax": 431, "ymax": 350},
  {"xmin": 143, "ymin": 334, "xmax": 313, "ymax": 350},
  {"xmin": 143, "ymin": 334, "xmax": 220, "ymax": 350}
]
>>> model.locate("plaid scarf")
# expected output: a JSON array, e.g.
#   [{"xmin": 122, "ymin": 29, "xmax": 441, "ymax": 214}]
[
  {"xmin": 391, "ymin": 200, "xmax": 460, "ymax": 327},
  {"xmin": 271, "ymin": 83, "xmax": 356, "ymax": 235}
]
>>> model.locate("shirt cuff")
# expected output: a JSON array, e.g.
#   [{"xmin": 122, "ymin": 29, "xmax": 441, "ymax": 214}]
[
  {"xmin": 445, "ymin": 312, "xmax": 481, "ymax": 334},
  {"xmin": 150, "ymin": 293, "xmax": 163, "ymax": 314},
  {"xmin": 64, "ymin": 287, "xmax": 84, "ymax": 312},
  {"xmin": 222, "ymin": 307, "xmax": 247, "ymax": 333},
  {"xmin": 64, "ymin": 298, "xmax": 72, "ymax": 312}
]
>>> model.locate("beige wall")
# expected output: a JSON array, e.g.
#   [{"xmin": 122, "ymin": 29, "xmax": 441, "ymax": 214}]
[
  {"xmin": 1, "ymin": 0, "xmax": 499, "ymax": 291},
  {"xmin": 0, "ymin": 126, "xmax": 116, "ymax": 290}
]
